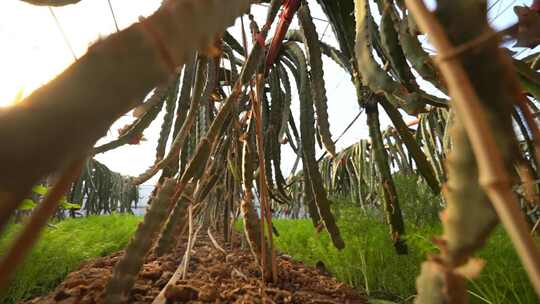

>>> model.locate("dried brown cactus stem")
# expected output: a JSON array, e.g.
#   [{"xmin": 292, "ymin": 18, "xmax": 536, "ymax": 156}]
[
  {"xmin": 240, "ymin": 116, "xmax": 271, "ymax": 270},
  {"xmin": 240, "ymin": 190, "xmax": 268, "ymax": 265},
  {"xmin": 365, "ymin": 97, "xmax": 408, "ymax": 255},
  {"xmin": 380, "ymin": 97, "xmax": 440, "ymax": 193},
  {"xmin": 173, "ymin": 54, "xmax": 197, "ymax": 137},
  {"xmin": 406, "ymin": 0, "xmax": 540, "ymax": 297},
  {"xmin": 156, "ymin": 144, "xmax": 224, "ymax": 256},
  {"xmin": 132, "ymin": 57, "xmax": 209, "ymax": 185},
  {"xmin": 389, "ymin": 129, "xmax": 413, "ymax": 174},
  {"xmin": 442, "ymin": 119, "xmax": 498, "ymax": 263},
  {"xmin": 166, "ymin": 17, "xmax": 273, "ymax": 270},
  {"xmin": 93, "ymin": 84, "xmax": 169, "ymax": 155},
  {"xmin": 303, "ymin": 170, "xmax": 321, "ymax": 227},
  {"xmin": 155, "ymin": 74, "xmax": 181, "ymax": 161},
  {"xmin": 154, "ymin": 185, "xmax": 193, "ymax": 257},
  {"xmin": 267, "ymin": 67, "xmax": 290, "ymax": 202},
  {"xmin": 253, "ymin": 73, "xmax": 278, "ymax": 282},
  {"xmin": 415, "ymin": 117, "xmax": 497, "ymax": 304},
  {"xmin": 298, "ymin": 2, "xmax": 336, "ymax": 157},
  {"xmin": 223, "ymin": 171, "xmax": 235, "ymax": 242},
  {"xmin": 284, "ymin": 29, "xmax": 352, "ymax": 74},
  {"xmin": 376, "ymin": 0, "xmax": 419, "ymax": 91},
  {"xmin": 284, "ymin": 42, "xmax": 344, "ymax": 249},
  {"xmin": 354, "ymin": 0, "xmax": 426, "ymax": 115},
  {"xmin": 417, "ymin": 115, "xmax": 444, "ymax": 183},
  {"xmin": 397, "ymin": 16, "xmax": 446, "ymax": 93},
  {"xmin": 104, "ymin": 179, "xmax": 176, "ymax": 304}
]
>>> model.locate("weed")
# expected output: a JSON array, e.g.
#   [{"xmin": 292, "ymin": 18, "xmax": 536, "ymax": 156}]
[
  {"xmin": 0, "ymin": 214, "xmax": 142, "ymax": 304},
  {"xmin": 271, "ymin": 210, "xmax": 538, "ymax": 303}
]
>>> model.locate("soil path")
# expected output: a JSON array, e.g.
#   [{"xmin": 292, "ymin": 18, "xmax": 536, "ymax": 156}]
[{"xmin": 22, "ymin": 232, "xmax": 366, "ymax": 303}]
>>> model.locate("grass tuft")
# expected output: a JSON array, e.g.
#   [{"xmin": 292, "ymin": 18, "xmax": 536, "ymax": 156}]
[
  {"xmin": 0, "ymin": 214, "xmax": 142, "ymax": 304},
  {"xmin": 271, "ymin": 199, "xmax": 538, "ymax": 303}
]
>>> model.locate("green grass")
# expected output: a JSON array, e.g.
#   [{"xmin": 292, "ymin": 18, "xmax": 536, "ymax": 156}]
[
  {"xmin": 271, "ymin": 204, "xmax": 538, "ymax": 304},
  {"xmin": 0, "ymin": 214, "xmax": 142, "ymax": 304},
  {"xmin": 1, "ymin": 177, "xmax": 537, "ymax": 304}
]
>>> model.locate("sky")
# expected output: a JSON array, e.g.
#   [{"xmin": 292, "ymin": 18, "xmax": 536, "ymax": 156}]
[{"xmin": 0, "ymin": 0, "xmax": 535, "ymax": 195}]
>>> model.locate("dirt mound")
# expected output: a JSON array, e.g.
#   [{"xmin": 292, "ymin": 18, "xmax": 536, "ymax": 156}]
[{"xmin": 22, "ymin": 233, "xmax": 365, "ymax": 304}]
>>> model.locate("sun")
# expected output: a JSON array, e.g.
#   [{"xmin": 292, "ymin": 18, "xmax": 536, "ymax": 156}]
[
  {"xmin": 0, "ymin": 38, "xmax": 72, "ymax": 109},
  {"xmin": 0, "ymin": 87, "xmax": 26, "ymax": 108},
  {"xmin": 0, "ymin": 0, "xmax": 163, "ymax": 109},
  {"xmin": 0, "ymin": 39, "xmax": 50, "ymax": 108},
  {"xmin": 0, "ymin": 3, "xmax": 74, "ymax": 109},
  {"xmin": 0, "ymin": 59, "xmax": 45, "ymax": 108}
]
